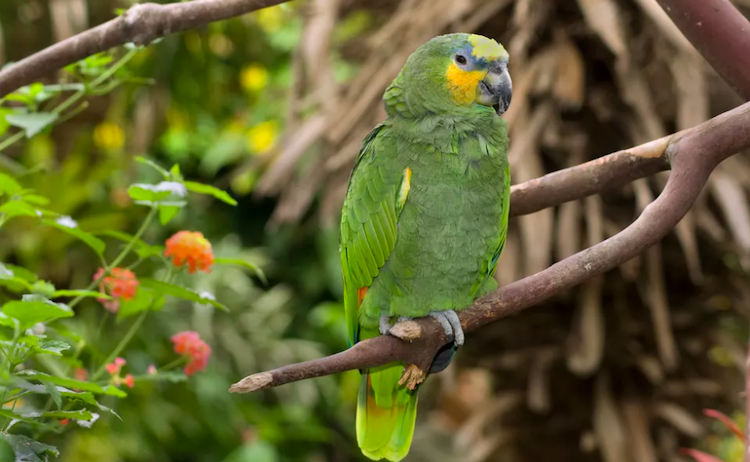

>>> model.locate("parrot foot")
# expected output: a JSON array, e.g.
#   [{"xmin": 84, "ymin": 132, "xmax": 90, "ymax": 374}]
[
  {"xmin": 379, "ymin": 315, "xmax": 393, "ymax": 335},
  {"xmin": 429, "ymin": 310, "xmax": 464, "ymax": 346}
]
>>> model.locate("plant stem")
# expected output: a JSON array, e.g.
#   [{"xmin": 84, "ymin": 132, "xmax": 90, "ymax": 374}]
[
  {"xmin": 91, "ymin": 309, "xmax": 148, "ymax": 381},
  {"xmin": 89, "ymin": 49, "xmax": 137, "ymax": 88},
  {"xmin": 68, "ymin": 206, "xmax": 157, "ymax": 309}
]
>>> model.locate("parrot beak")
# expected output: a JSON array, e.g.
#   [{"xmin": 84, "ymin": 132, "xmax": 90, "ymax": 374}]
[{"xmin": 476, "ymin": 61, "xmax": 512, "ymax": 116}]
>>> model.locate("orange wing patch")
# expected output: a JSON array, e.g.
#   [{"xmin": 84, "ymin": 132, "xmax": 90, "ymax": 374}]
[{"xmin": 358, "ymin": 287, "xmax": 368, "ymax": 307}]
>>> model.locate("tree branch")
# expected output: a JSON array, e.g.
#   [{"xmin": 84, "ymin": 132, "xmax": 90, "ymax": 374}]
[
  {"xmin": 230, "ymin": 101, "xmax": 750, "ymax": 393},
  {"xmin": 0, "ymin": 0, "xmax": 287, "ymax": 97},
  {"xmin": 656, "ymin": 0, "xmax": 750, "ymax": 101}
]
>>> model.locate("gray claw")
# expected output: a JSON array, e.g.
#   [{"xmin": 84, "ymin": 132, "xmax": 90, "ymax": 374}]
[
  {"xmin": 429, "ymin": 310, "xmax": 464, "ymax": 346},
  {"xmin": 379, "ymin": 315, "xmax": 392, "ymax": 335}
]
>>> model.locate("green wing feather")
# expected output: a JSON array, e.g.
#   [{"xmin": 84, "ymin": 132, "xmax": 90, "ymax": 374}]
[
  {"xmin": 340, "ymin": 123, "xmax": 406, "ymax": 346},
  {"xmin": 340, "ymin": 123, "xmax": 417, "ymax": 461}
]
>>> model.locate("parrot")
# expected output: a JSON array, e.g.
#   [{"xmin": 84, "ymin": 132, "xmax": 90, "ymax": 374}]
[{"xmin": 339, "ymin": 33, "xmax": 512, "ymax": 461}]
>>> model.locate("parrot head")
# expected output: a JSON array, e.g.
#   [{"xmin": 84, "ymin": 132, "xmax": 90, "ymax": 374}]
[{"xmin": 387, "ymin": 33, "xmax": 512, "ymax": 117}]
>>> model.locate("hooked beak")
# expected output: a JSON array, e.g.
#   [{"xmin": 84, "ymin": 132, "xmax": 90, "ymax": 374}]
[{"xmin": 476, "ymin": 61, "xmax": 512, "ymax": 115}]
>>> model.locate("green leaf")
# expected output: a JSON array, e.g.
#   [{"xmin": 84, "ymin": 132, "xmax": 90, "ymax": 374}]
[
  {"xmin": 214, "ymin": 257, "xmax": 267, "ymax": 284},
  {"xmin": 0, "ymin": 172, "xmax": 21, "ymax": 196},
  {"xmin": 170, "ymin": 163, "xmax": 182, "ymax": 180},
  {"xmin": 127, "ymin": 184, "xmax": 171, "ymax": 202},
  {"xmin": 30, "ymin": 280, "xmax": 55, "ymax": 298},
  {"xmin": 43, "ymin": 219, "xmax": 105, "ymax": 257},
  {"xmin": 15, "ymin": 370, "xmax": 127, "ymax": 398},
  {"xmin": 5, "ymin": 112, "xmax": 59, "ymax": 138},
  {"xmin": 0, "ymin": 200, "xmax": 39, "ymax": 219},
  {"xmin": 2, "ymin": 298, "xmax": 73, "ymax": 330},
  {"xmin": 0, "ymin": 108, "xmax": 11, "ymax": 137},
  {"xmin": 184, "ymin": 181, "xmax": 238, "ymax": 206},
  {"xmin": 135, "ymin": 156, "xmax": 169, "ymax": 178},
  {"xmin": 159, "ymin": 205, "xmax": 180, "ymax": 225},
  {"xmin": 138, "ymin": 278, "xmax": 229, "ymax": 311},
  {"xmin": 0, "ymin": 313, "xmax": 18, "ymax": 329},
  {"xmin": 0, "ymin": 275, "xmax": 35, "ymax": 294},
  {"xmin": 34, "ymin": 340, "xmax": 71, "ymax": 356},
  {"xmin": 117, "ymin": 287, "xmax": 152, "ymax": 319},
  {"xmin": 0, "ymin": 434, "xmax": 58, "ymax": 462},
  {"xmin": 38, "ymin": 409, "xmax": 93, "ymax": 420},
  {"xmin": 0, "ymin": 263, "xmax": 12, "ymax": 280},
  {"xmin": 3, "ymin": 264, "xmax": 36, "ymax": 282},
  {"xmin": 21, "ymin": 194, "xmax": 49, "ymax": 206},
  {"xmin": 52, "ymin": 290, "xmax": 110, "ymax": 300},
  {"xmin": 41, "ymin": 380, "xmax": 62, "ymax": 409}
]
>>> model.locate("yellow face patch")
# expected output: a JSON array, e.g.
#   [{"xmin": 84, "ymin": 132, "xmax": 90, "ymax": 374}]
[
  {"xmin": 468, "ymin": 34, "xmax": 507, "ymax": 60},
  {"xmin": 446, "ymin": 62, "xmax": 487, "ymax": 105}
]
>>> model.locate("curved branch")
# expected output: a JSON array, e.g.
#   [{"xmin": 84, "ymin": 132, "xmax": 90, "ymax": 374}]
[
  {"xmin": 0, "ymin": 0, "xmax": 287, "ymax": 97},
  {"xmin": 230, "ymin": 101, "xmax": 750, "ymax": 393},
  {"xmin": 657, "ymin": 0, "xmax": 750, "ymax": 101}
]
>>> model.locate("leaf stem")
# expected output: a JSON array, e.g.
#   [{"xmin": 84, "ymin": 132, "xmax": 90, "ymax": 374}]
[{"xmin": 91, "ymin": 309, "xmax": 148, "ymax": 382}]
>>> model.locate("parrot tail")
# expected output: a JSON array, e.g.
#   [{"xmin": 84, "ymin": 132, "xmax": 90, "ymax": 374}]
[{"xmin": 356, "ymin": 363, "xmax": 418, "ymax": 462}]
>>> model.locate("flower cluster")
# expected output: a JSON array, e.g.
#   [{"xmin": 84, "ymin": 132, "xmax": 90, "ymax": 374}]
[
  {"xmin": 94, "ymin": 267, "xmax": 139, "ymax": 313},
  {"xmin": 171, "ymin": 331, "xmax": 212, "ymax": 376},
  {"xmin": 164, "ymin": 231, "xmax": 214, "ymax": 274},
  {"xmin": 105, "ymin": 357, "xmax": 134, "ymax": 388}
]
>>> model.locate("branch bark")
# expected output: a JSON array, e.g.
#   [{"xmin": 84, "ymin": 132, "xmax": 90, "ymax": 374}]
[
  {"xmin": 0, "ymin": 0, "xmax": 287, "ymax": 97},
  {"xmin": 656, "ymin": 0, "xmax": 750, "ymax": 101},
  {"xmin": 230, "ymin": 101, "xmax": 750, "ymax": 393}
]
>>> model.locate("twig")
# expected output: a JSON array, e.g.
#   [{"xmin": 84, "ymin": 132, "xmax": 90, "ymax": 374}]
[
  {"xmin": 230, "ymin": 101, "xmax": 750, "ymax": 393},
  {"xmin": 0, "ymin": 0, "xmax": 287, "ymax": 97}
]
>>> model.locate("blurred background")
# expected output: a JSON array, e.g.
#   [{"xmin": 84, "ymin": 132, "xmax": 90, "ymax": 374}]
[{"xmin": 2, "ymin": 0, "xmax": 750, "ymax": 460}]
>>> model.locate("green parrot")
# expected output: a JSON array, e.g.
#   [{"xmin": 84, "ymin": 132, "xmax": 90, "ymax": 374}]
[{"xmin": 339, "ymin": 33, "xmax": 512, "ymax": 461}]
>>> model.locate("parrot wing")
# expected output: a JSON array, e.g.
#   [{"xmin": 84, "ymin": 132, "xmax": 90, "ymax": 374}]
[
  {"xmin": 340, "ymin": 122, "xmax": 416, "ymax": 461},
  {"xmin": 340, "ymin": 122, "xmax": 410, "ymax": 346}
]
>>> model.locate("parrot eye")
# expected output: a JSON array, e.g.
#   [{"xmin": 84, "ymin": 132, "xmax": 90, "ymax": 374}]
[{"xmin": 455, "ymin": 54, "xmax": 467, "ymax": 65}]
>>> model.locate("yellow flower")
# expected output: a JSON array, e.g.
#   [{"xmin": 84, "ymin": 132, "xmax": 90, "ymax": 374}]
[
  {"xmin": 246, "ymin": 121, "xmax": 278, "ymax": 153},
  {"xmin": 93, "ymin": 122, "xmax": 124, "ymax": 150},
  {"xmin": 256, "ymin": 6, "xmax": 284, "ymax": 33},
  {"xmin": 240, "ymin": 64, "xmax": 269, "ymax": 93}
]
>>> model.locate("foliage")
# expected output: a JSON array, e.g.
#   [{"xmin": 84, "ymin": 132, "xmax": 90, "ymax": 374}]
[
  {"xmin": 0, "ymin": 4, "xmax": 360, "ymax": 461},
  {"xmin": 0, "ymin": 132, "xmax": 267, "ymax": 459}
]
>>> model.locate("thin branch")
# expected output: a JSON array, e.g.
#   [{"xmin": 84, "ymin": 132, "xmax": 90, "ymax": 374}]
[
  {"xmin": 230, "ymin": 101, "xmax": 750, "ymax": 393},
  {"xmin": 0, "ymin": 0, "xmax": 288, "ymax": 97},
  {"xmin": 509, "ymin": 136, "xmax": 671, "ymax": 217},
  {"xmin": 657, "ymin": 0, "xmax": 750, "ymax": 101}
]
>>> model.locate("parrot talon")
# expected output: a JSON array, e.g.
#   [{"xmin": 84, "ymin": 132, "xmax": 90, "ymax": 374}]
[
  {"xmin": 429, "ymin": 310, "xmax": 464, "ymax": 346},
  {"xmin": 379, "ymin": 315, "xmax": 393, "ymax": 335}
]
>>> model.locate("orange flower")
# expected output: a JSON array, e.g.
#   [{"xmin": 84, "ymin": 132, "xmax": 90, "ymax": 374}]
[
  {"xmin": 171, "ymin": 331, "xmax": 212, "ymax": 376},
  {"xmin": 73, "ymin": 368, "xmax": 88, "ymax": 381},
  {"xmin": 93, "ymin": 267, "xmax": 139, "ymax": 313},
  {"xmin": 164, "ymin": 231, "xmax": 214, "ymax": 273},
  {"xmin": 123, "ymin": 374, "xmax": 135, "ymax": 388}
]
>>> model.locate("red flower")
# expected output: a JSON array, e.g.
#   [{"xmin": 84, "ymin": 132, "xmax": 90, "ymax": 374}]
[
  {"xmin": 93, "ymin": 267, "xmax": 139, "ymax": 313},
  {"xmin": 171, "ymin": 331, "xmax": 212, "ymax": 376},
  {"xmin": 164, "ymin": 231, "xmax": 214, "ymax": 273},
  {"xmin": 59, "ymin": 419, "xmax": 69, "ymax": 425},
  {"xmin": 123, "ymin": 374, "xmax": 135, "ymax": 388}
]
